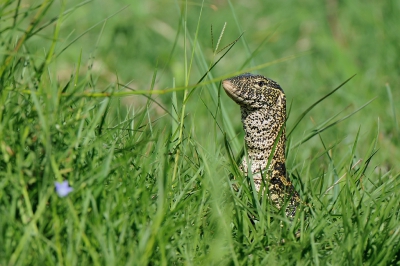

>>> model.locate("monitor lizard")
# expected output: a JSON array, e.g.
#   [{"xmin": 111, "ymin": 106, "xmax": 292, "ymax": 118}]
[{"xmin": 222, "ymin": 73, "xmax": 300, "ymax": 219}]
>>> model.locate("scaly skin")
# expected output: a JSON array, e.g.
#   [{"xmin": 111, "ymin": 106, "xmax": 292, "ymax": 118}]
[{"xmin": 223, "ymin": 73, "xmax": 300, "ymax": 218}]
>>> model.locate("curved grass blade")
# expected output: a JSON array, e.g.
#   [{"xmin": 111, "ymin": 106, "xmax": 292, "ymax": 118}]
[{"xmin": 288, "ymin": 74, "xmax": 357, "ymax": 138}]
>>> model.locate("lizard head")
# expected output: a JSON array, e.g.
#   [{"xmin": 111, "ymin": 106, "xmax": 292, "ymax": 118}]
[{"xmin": 222, "ymin": 73, "xmax": 285, "ymax": 110}]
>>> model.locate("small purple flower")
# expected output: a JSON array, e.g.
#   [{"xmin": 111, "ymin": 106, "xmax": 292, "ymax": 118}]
[{"xmin": 54, "ymin": 181, "xmax": 73, "ymax": 197}]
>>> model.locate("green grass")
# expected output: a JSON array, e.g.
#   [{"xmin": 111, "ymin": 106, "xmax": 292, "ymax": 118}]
[{"xmin": 1, "ymin": 0, "xmax": 400, "ymax": 265}]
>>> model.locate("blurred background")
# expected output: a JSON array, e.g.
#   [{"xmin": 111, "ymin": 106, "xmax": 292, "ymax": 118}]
[{"xmin": 29, "ymin": 0, "xmax": 399, "ymax": 173}]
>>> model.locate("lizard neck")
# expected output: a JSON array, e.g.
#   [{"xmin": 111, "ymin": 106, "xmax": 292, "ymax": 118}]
[{"xmin": 240, "ymin": 105, "xmax": 286, "ymax": 176}]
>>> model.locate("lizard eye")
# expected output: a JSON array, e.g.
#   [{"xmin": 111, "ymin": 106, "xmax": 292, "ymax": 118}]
[{"xmin": 257, "ymin": 81, "xmax": 265, "ymax": 87}]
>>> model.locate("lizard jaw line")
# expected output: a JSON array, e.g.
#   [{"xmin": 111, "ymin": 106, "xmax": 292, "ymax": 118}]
[{"xmin": 222, "ymin": 80, "xmax": 243, "ymax": 103}]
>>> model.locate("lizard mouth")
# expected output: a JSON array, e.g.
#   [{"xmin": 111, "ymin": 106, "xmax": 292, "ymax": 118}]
[{"xmin": 222, "ymin": 80, "xmax": 243, "ymax": 104}]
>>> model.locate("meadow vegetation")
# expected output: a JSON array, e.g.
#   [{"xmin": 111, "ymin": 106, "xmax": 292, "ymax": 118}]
[{"xmin": 0, "ymin": 0, "xmax": 399, "ymax": 264}]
